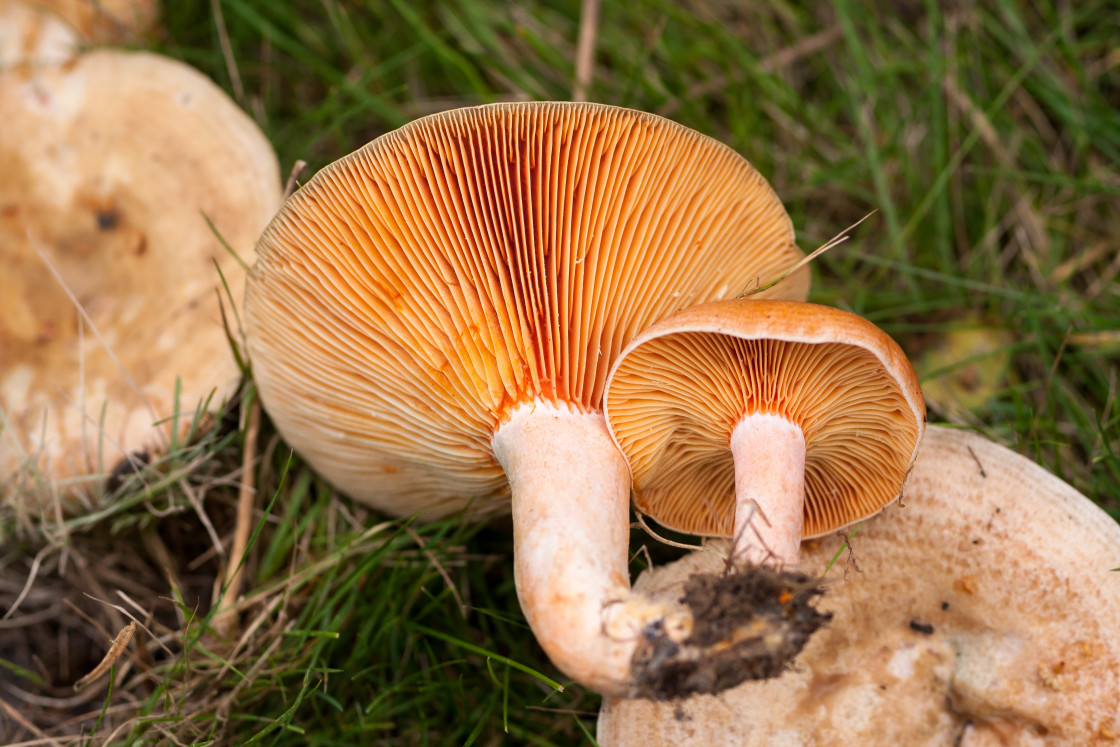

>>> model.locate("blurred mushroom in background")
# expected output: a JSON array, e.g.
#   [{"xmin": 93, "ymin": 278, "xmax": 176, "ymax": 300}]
[
  {"xmin": 0, "ymin": 0, "xmax": 158, "ymax": 67},
  {"xmin": 0, "ymin": 49, "xmax": 282, "ymax": 511}
]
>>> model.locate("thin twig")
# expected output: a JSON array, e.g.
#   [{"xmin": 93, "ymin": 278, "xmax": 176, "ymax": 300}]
[
  {"xmin": 572, "ymin": 0, "xmax": 601, "ymax": 101},
  {"xmin": 214, "ymin": 591, "xmax": 287, "ymax": 682},
  {"xmin": 966, "ymin": 446, "xmax": 987, "ymax": 477},
  {"xmin": 404, "ymin": 525, "xmax": 468, "ymax": 619},
  {"xmin": 759, "ymin": 27, "xmax": 843, "ymax": 73},
  {"xmin": 215, "ymin": 618, "xmax": 295, "ymax": 718},
  {"xmin": 112, "ymin": 591, "xmax": 176, "ymax": 658},
  {"xmin": 185, "ymin": 480, "xmax": 225, "ymax": 565},
  {"xmin": 26, "ymin": 231, "xmax": 163, "ymax": 451},
  {"xmin": 842, "ymin": 531, "xmax": 862, "ymax": 578},
  {"xmin": 0, "ymin": 693, "xmax": 57, "ymax": 744},
  {"xmin": 210, "ymin": 0, "xmax": 245, "ymax": 105},
  {"xmin": 284, "ymin": 160, "xmax": 308, "ymax": 199},
  {"xmin": 1028, "ymin": 324, "xmax": 1072, "ymax": 445},
  {"xmin": 213, "ymin": 398, "xmax": 261, "ymax": 637},
  {"xmin": 2, "ymin": 544, "xmax": 50, "ymax": 621},
  {"xmin": 739, "ymin": 211, "xmax": 877, "ymax": 297},
  {"xmin": 628, "ymin": 542, "xmax": 654, "ymax": 570},
  {"xmin": 659, "ymin": 27, "xmax": 841, "ymax": 117},
  {"xmin": 728, "ymin": 499, "xmax": 783, "ymax": 570},
  {"xmin": 631, "ymin": 512, "xmax": 704, "ymax": 551}
]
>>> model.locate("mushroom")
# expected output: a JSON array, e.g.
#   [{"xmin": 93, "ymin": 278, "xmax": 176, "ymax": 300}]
[
  {"xmin": 244, "ymin": 101, "xmax": 809, "ymax": 695},
  {"xmin": 27, "ymin": 0, "xmax": 157, "ymax": 43},
  {"xmin": 604, "ymin": 298, "xmax": 925, "ymax": 567},
  {"xmin": 0, "ymin": 0, "xmax": 157, "ymax": 67},
  {"xmin": 0, "ymin": 0, "xmax": 78, "ymax": 66},
  {"xmin": 597, "ymin": 424, "xmax": 1120, "ymax": 746},
  {"xmin": 0, "ymin": 50, "xmax": 282, "ymax": 506}
]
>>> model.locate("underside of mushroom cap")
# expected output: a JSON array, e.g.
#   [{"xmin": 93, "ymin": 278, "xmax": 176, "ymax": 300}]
[
  {"xmin": 0, "ymin": 50, "xmax": 282, "ymax": 506},
  {"xmin": 597, "ymin": 425, "xmax": 1120, "ymax": 746},
  {"xmin": 245, "ymin": 102, "xmax": 808, "ymax": 519},
  {"xmin": 605, "ymin": 299, "xmax": 926, "ymax": 539}
]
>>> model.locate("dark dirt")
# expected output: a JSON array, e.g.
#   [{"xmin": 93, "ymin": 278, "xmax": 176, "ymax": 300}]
[
  {"xmin": 628, "ymin": 565, "xmax": 830, "ymax": 700},
  {"xmin": 104, "ymin": 449, "xmax": 151, "ymax": 492}
]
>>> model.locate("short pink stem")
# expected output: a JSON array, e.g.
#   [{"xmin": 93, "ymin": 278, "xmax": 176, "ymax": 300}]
[{"xmin": 729, "ymin": 412, "xmax": 806, "ymax": 567}]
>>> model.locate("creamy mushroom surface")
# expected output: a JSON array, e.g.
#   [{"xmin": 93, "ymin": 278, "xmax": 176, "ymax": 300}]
[
  {"xmin": 1, "ymin": 51, "xmax": 281, "ymax": 505},
  {"xmin": 0, "ymin": 0, "xmax": 158, "ymax": 67},
  {"xmin": 598, "ymin": 425, "xmax": 1120, "ymax": 745}
]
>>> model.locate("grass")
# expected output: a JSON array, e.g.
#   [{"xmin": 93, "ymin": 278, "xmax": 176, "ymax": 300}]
[{"xmin": 1, "ymin": 0, "xmax": 1118, "ymax": 743}]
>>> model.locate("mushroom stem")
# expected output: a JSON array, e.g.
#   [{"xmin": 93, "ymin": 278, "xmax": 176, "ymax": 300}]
[
  {"xmin": 493, "ymin": 402, "xmax": 678, "ymax": 696},
  {"xmin": 729, "ymin": 412, "xmax": 806, "ymax": 567}
]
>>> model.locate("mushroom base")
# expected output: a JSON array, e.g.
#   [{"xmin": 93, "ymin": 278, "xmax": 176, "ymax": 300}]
[
  {"xmin": 495, "ymin": 402, "xmax": 830, "ymax": 698},
  {"xmin": 629, "ymin": 564, "xmax": 830, "ymax": 700}
]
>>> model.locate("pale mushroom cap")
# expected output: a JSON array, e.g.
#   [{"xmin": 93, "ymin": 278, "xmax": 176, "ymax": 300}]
[
  {"xmin": 0, "ymin": 0, "xmax": 158, "ymax": 67},
  {"xmin": 0, "ymin": 0, "xmax": 80, "ymax": 66},
  {"xmin": 245, "ymin": 102, "xmax": 808, "ymax": 519},
  {"xmin": 0, "ymin": 50, "xmax": 282, "ymax": 503},
  {"xmin": 34, "ymin": 0, "xmax": 157, "ymax": 41},
  {"xmin": 598, "ymin": 425, "xmax": 1120, "ymax": 746},
  {"xmin": 605, "ymin": 299, "xmax": 925, "ymax": 539}
]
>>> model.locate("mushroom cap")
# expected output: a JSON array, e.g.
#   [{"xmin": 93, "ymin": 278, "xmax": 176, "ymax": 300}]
[
  {"xmin": 245, "ymin": 102, "xmax": 808, "ymax": 519},
  {"xmin": 0, "ymin": 0, "xmax": 80, "ymax": 66},
  {"xmin": 597, "ymin": 425, "xmax": 1120, "ymax": 746},
  {"xmin": 0, "ymin": 0, "xmax": 158, "ymax": 67},
  {"xmin": 604, "ymin": 299, "xmax": 926, "ymax": 539},
  {"xmin": 0, "ymin": 50, "xmax": 282, "ymax": 504},
  {"xmin": 30, "ymin": 0, "xmax": 157, "ymax": 42}
]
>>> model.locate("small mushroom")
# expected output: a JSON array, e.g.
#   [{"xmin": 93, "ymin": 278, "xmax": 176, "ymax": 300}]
[
  {"xmin": 597, "ymin": 425, "xmax": 1120, "ymax": 745},
  {"xmin": 605, "ymin": 299, "xmax": 925, "ymax": 567},
  {"xmin": 244, "ymin": 102, "xmax": 809, "ymax": 695},
  {"xmin": 0, "ymin": 50, "xmax": 282, "ymax": 505}
]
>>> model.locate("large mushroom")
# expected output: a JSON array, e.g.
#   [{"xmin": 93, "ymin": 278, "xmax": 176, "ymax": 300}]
[
  {"xmin": 0, "ymin": 50, "xmax": 282, "ymax": 507},
  {"xmin": 244, "ymin": 101, "xmax": 810, "ymax": 696},
  {"xmin": 604, "ymin": 299, "xmax": 926, "ymax": 567},
  {"xmin": 597, "ymin": 425, "xmax": 1120, "ymax": 745}
]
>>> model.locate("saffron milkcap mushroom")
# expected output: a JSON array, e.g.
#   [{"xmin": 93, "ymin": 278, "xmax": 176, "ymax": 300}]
[
  {"xmin": 244, "ymin": 101, "xmax": 809, "ymax": 696},
  {"xmin": 0, "ymin": 50, "xmax": 282, "ymax": 504},
  {"xmin": 597, "ymin": 425, "xmax": 1120, "ymax": 745},
  {"xmin": 605, "ymin": 298, "xmax": 925, "ymax": 567}
]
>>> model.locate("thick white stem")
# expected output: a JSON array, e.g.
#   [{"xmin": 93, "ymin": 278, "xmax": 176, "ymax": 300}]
[
  {"xmin": 729, "ymin": 412, "xmax": 806, "ymax": 567},
  {"xmin": 493, "ymin": 402, "xmax": 670, "ymax": 696}
]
